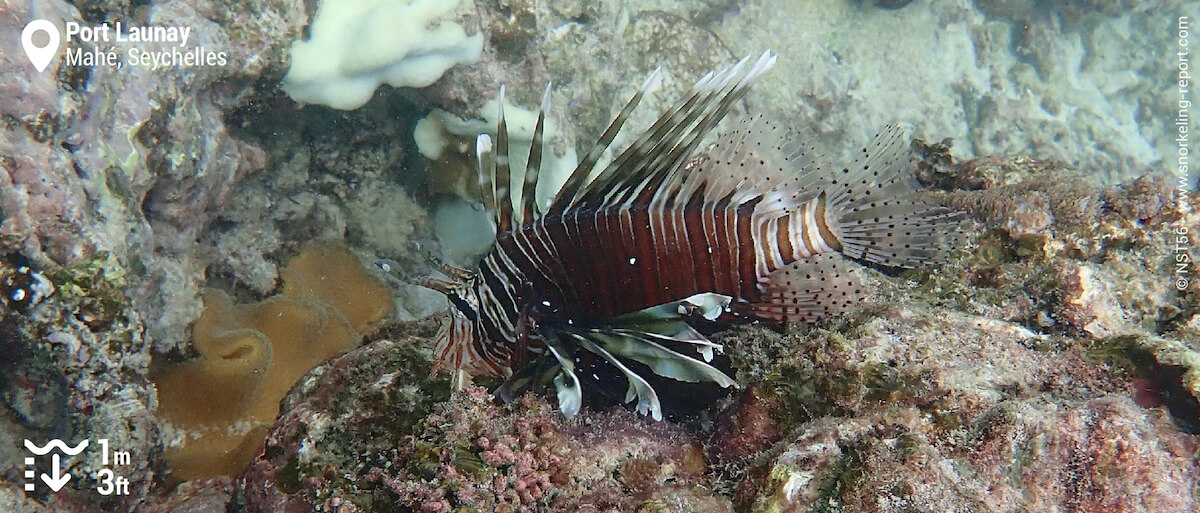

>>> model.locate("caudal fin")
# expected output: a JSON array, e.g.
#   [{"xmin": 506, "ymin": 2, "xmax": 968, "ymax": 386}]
[
  {"xmin": 823, "ymin": 124, "xmax": 963, "ymax": 269},
  {"xmin": 724, "ymin": 122, "xmax": 962, "ymax": 323}
]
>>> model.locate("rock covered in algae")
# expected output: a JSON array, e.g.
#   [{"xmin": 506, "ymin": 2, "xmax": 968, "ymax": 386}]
[
  {"xmin": 720, "ymin": 308, "xmax": 1197, "ymax": 513},
  {"xmin": 153, "ymin": 243, "xmax": 393, "ymax": 481},
  {"xmin": 242, "ymin": 322, "xmax": 732, "ymax": 513},
  {"xmin": 707, "ymin": 150, "xmax": 1199, "ymax": 512},
  {"xmin": 0, "ymin": 252, "xmax": 160, "ymax": 513},
  {"xmin": 748, "ymin": 397, "xmax": 1194, "ymax": 513},
  {"xmin": 0, "ymin": 0, "xmax": 309, "ymax": 354},
  {"xmin": 201, "ymin": 100, "xmax": 435, "ymax": 319}
]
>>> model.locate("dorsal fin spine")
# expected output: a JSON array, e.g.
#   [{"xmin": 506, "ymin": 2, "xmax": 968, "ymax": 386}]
[
  {"xmin": 520, "ymin": 83, "xmax": 552, "ymax": 224},
  {"xmin": 591, "ymin": 66, "xmax": 738, "ymax": 210},
  {"xmin": 549, "ymin": 68, "xmax": 663, "ymax": 213},
  {"xmin": 617, "ymin": 53, "xmax": 776, "ymax": 210},
  {"xmin": 494, "ymin": 85, "xmax": 512, "ymax": 231},
  {"xmin": 476, "ymin": 134, "xmax": 497, "ymax": 216},
  {"xmin": 584, "ymin": 68, "xmax": 725, "ymax": 206}
]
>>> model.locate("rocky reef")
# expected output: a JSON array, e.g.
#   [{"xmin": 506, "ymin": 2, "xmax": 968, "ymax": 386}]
[
  {"xmin": 242, "ymin": 329, "xmax": 731, "ymax": 513},
  {"xmin": 211, "ymin": 152, "xmax": 1195, "ymax": 513},
  {"xmin": 1, "ymin": 0, "xmax": 1196, "ymax": 512}
]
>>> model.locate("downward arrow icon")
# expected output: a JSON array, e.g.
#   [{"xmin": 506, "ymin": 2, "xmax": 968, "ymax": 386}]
[{"xmin": 41, "ymin": 454, "xmax": 70, "ymax": 492}]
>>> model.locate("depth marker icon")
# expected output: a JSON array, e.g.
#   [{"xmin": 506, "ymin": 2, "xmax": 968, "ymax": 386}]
[{"xmin": 24, "ymin": 439, "xmax": 88, "ymax": 492}]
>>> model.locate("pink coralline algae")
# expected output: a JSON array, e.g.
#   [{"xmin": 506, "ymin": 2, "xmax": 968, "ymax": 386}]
[
  {"xmin": 744, "ymin": 397, "xmax": 1197, "ymax": 513},
  {"xmin": 242, "ymin": 325, "xmax": 731, "ymax": 513},
  {"xmin": 723, "ymin": 150, "xmax": 1199, "ymax": 513}
]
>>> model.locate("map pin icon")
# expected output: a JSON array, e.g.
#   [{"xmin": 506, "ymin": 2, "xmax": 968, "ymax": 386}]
[{"xmin": 22, "ymin": 20, "xmax": 60, "ymax": 73}]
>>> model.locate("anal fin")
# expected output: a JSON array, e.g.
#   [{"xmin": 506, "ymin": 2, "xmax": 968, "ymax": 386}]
[{"xmin": 744, "ymin": 253, "xmax": 865, "ymax": 323}]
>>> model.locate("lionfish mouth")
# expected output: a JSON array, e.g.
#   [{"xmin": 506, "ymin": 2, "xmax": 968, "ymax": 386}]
[{"xmin": 395, "ymin": 50, "xmax": 962, "ymax": 421}]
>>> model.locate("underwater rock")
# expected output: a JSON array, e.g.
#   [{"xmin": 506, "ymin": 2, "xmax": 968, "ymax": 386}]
[
  {"xmin": 706, "ymin": 384, "xmax": 784, "ymax": 468},
  {"xmin": 0, "ymin": 0, "xmax": 91, "ymax": 265},
  {"xmin": 0, "ymin": 484, "xmax": 56, "ymax": 513},
  {"xmin": 242, "ymin": 325, "xmax": 731, "ymax": 513},
  {"xmin": 916, "ymin": 153, "xmax": 1194, "ymax": 340},
  {"xmin": 203, "ymin": 99, "xmax": 437, "ymax": 320},
  {"xmin": 154, "ymin": 243, "xmax": 392, "ymax": 481},
  {"xmin": 722, "ymin": 305, "xmax": 1196, "ymax": 512},
  {"xmin": 0, "ymin": 254, "xmax": 160, "ymax": 512},
  {"xmin": 1, "ymin": 0, "xmax": 306, "ymax": 356},
  {"xmin": 1100, "ymin": 335, "xmax": 1200, "ymax": 434},
  {"xmin": 748, "ymin": 396, "xmax": 1195, "ymax": 513},
  {"xmin": 137, "ymin": 477, "xmax": 236, "ymax": 513}
]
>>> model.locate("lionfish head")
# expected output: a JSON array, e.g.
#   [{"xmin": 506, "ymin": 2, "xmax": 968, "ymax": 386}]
[{"xmin": 414, "ymin": 265, "xmax": 506, "ymax": 378}]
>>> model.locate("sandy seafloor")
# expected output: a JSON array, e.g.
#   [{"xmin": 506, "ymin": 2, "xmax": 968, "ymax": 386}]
[{"xmin": 1, "ymin": 0, "xmax": 1199, "ymax": 512}]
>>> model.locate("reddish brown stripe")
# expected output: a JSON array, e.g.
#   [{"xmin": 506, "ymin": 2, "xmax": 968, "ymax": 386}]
[
  {"xmin": 615, "ymin": 207, "xmax": 643, "ymax": 317},
  {"xmin": 569, "ymin": 209, "xmax": 607, "ymax": 316},
  {"xmin": 630, "ymin": 207, "xmax": 659, "ymax": 314},
  {"xmin": 814, "ymin": 193, "xmax": 842, "ymax": 251},
  {"xmin": 660, "ymin": 209, "xmax": 690, "ymax": 299},
  {"xmin": 734, "ymin": 200, "xmax": 759, "ymax": 301},
  {"xmin": 516, "ymin": 197, "xmax": 770, "ymax": 321},
  {"xmin": 564, "ymin": 211, "xmax": 593, "ymax": 312},
  {"xmin": 543, "ymin": 214, "xmax": 579, "ymax": 304},
  {"xmin": 707, "ymin": 199, "xmax": 737, "ymax": 297},
  {"xmin": 776, "ymin": 215, "xmax": 794, "ymax": 268},
  {"xmin": 684, "ymin": 200, "xmax": 716, "ymax": 294},
  {"xmin": 593, "ymin": 209, "xmax": 621, "ymax": 316}
]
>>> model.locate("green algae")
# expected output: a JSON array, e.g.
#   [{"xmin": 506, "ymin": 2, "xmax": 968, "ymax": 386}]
[
  {"xmin": 275, "ymin": 457, "xmax": 306, "ymax": 495},
  {"xmin": 810, "ymin": 448, "xmax": 860, "ymax": 513},
  {"xmin": 49, "ymin": 251, "xmax": 130, "ymax": 328}
]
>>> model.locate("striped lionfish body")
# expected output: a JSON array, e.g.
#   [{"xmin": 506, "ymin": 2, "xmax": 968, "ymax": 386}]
[{"xmin": 410, "ymin": 51, "xmax": 960, "ymax": 420}]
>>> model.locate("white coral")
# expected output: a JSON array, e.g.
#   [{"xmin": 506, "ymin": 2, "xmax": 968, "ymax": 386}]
[{"xmin": 282, "ymin": 0, "xmax": 483, "ymax": 110}]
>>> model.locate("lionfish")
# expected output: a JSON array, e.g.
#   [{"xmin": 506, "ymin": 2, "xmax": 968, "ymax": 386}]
[{"xmin": 403, "ymin": 51, "xmax": 960, "ymax": 420}]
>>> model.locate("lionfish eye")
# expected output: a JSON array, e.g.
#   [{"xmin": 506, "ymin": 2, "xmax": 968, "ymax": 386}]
[{"xmin": 447, "ymin": 292, "xmax": 478, "ymax": 321}]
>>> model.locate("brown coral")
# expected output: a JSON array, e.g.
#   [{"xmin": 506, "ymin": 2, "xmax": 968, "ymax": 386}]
[{"xmin": 153, "ymin": 243, "xmax": 392, "ymax": 480}]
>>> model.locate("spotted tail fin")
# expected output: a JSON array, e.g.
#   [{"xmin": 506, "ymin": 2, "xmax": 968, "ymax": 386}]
[
  {"xmin": 719, "ymin": 122, "xmax": 962, "ymax": 323},
  {"xmin": 823, "ymin": 124, "xmax": 964, "ymax": 269}
]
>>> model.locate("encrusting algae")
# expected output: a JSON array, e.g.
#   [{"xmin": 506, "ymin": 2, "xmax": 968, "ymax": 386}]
[{"xmin": 153, "ymin": 243, "xmax": 392, "ymax": 480}]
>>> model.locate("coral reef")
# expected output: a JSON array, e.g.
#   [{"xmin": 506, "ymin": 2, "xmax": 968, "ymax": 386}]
[
  {"xmin": 747, "ymin": 397, "xmax": 1194, "ymax": 513},
  {"xmin": 718, "ymin": 0, "xmax": 1185, "ymax": 180},
  {"xmin": 705, "ymin": 147, "xmax": 1199, "ymax": 511},
  {"xmin": 220, "ymin": 154, "xmax": 1192, "ymax": 513},
  {"xmin": 0, "ymin": 0, "xmax": 305, "ymax": 352},
  {"xmin": 153, "ymin": 244, "xmax": 392, "ymax": 481},
  {"xmin": 378, "ymin": 0, "xmax": 1189, "ymax": 185},
  {"xmin": 720, "ymin": 305, "xmax": 1196, "ymax": 512},
  {"xmin": 0, "ymin": 252, "xmax": 159, "ymax": 512},
  {"xmin": 137, "ymin": 478, "xmax": 237, "ymax": 513},
  {"xmin": 1, "ymin": 17, "xmax": 313, "ymax": 506},
  {"xmin": 917, "ymin": 153, "xmax": 1194, "ymax": 340}
]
